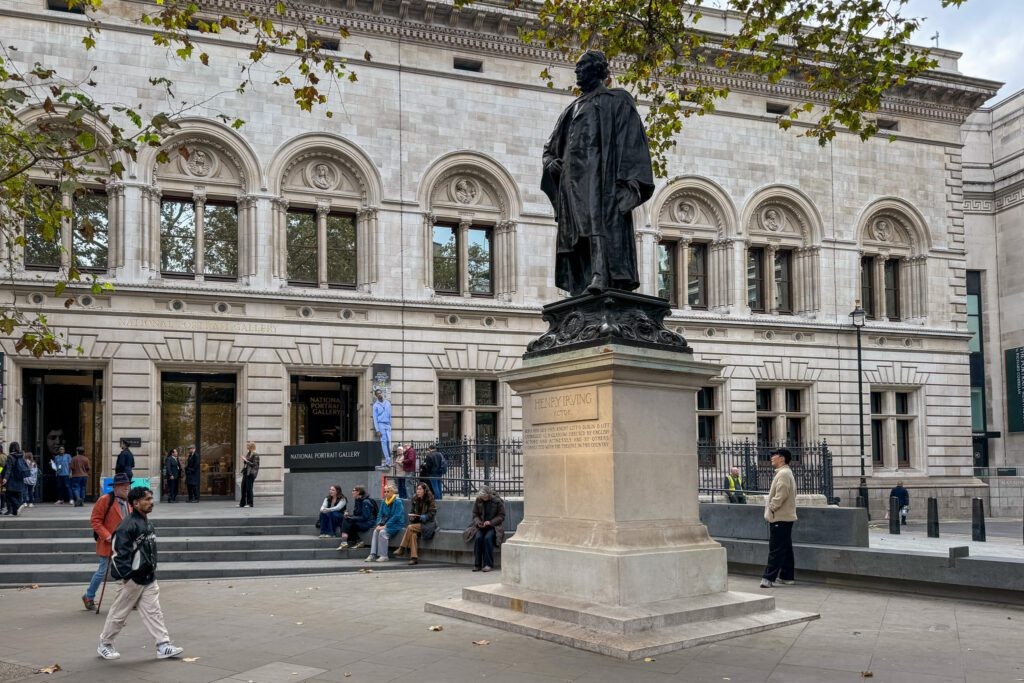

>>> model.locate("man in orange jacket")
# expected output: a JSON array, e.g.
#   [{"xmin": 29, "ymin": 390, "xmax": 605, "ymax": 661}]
[{"xmin": 84, "ymin": 473, "xmax": 131, "ymax": 610}]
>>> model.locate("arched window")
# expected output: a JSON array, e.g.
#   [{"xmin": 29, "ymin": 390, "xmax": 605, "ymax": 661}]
[
  {"xmin": 650, "ymin": 177, "xmax": 737, "ymax": 311},
  {"xmin": 419, "ymin": 153, "xmax": 520, "ymax": 300},
  {"xmin": 145, "ymin": 123, "xmax": 259, "ymax": 282},
  {"xmin": 268, "ymin": 135, "xmax": 381, "ymax": 291},
  {"xmin": 856, "ymin": 200, "xmax": 930, "ymax": 322},
  {"xmin": 742, "ymin": 187, "xmax": 823, "ymax": 316}
]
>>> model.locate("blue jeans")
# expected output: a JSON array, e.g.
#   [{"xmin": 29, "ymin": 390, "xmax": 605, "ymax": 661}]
[
  {"xmin": 378, "ymin": 427, "xmax": 392, "ymax": 465},
  {"xmin": 396, "ymin": 474, "xmax": 408, "ymax": 499},
  {"xmin": 71, "ymin": 477, "xmax": 87, "ymax": 503},
  {"xmin": 430, "ymin": 478, "xmax": 443, "ymax": 500},
  {"xmin": 57, "ymin": 475, "xmax": 72, "ymax": 503},
  {"xmin": 86, "ymin": 556, "xmax": 109, "ymax": 600},
  {"xmin": 319, "ymin": 511, "xmax": 343, "ymax": 535}
]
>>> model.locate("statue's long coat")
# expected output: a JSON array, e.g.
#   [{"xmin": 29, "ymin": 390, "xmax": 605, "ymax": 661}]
[{"xmin": 541, "ymin": 86, "xmax": 655, "ymax": 294}]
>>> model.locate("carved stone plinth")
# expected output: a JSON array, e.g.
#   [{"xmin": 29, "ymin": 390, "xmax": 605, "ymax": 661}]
[
  {"xmin": 425, "ymin": 343, "xmax": 819, "ymax": 660},
  {"xmin": 525, "ymin": 290, "xmax": 691, "ymax": 359}
]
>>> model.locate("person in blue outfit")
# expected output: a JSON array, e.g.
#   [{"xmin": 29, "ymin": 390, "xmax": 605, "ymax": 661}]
[
  {"xmin": 364, "ymin": 483, "xmax": 405, "ymax": 562},
  {"xmin": 372, "ymin": 389, "xmax": 392, "ymax": 467},
  {"xmin": 51, "ymin": 446, "xmax": 73, "ymax": 505},
  {"xmin": 317, "ymin": 485, "xmax": 347, "ymax": 538}
]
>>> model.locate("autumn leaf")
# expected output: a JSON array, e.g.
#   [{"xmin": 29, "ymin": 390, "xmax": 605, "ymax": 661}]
[
  {"xmin": 183, "ymin": 657, "xmax": 201, "ymax": 662},
  {"xmin": 35, "ymin": 664, "xmax": 61, "ymax": 674},
  {"xmin": 428, "ymin": 625, "xmax": 444, "ymax": 631},
  {"xmin": 472, "ymin": 639, "xmax": 490, "ymax": 646}
]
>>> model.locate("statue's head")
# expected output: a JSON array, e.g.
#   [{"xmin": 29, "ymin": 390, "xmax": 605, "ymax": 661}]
[{"xmin": 575, "ymin": 50, "xmax": 609, "ymax": 92}]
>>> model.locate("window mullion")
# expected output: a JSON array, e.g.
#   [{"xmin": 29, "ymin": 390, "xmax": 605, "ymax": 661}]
[
  {"xmin": 459, "ymin": 219, "xmax": 471, "ymax": 297},
  {"xmin": 193, "ymin": 192, "xmax": 206, "ymax": 279},
  {"xmin": 316, "ymin": 202, "xmax": 329, "ymax": 287}
]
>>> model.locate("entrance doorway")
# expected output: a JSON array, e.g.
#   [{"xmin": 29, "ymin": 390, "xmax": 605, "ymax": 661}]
[
  {"xmin": 160, "ymin": 373, "xmax": 237, "ymax": 498},
  {"xmin": 21, "ymin": 369, "xmax": 104, "ymax": 502},
  {"xmin": 289, "ymin": 376, "xmax": 359, "ymax": 445}
]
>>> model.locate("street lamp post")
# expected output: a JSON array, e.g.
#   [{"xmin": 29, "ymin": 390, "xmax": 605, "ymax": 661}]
[{"xmin": 850, "ymin": 301, "xmax": 870, "ymax": 519}]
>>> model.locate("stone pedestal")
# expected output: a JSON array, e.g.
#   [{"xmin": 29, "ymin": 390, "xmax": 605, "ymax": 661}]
[{"xmin": 426, "ymin": 343, "xmax": 818, "ymax": 660}]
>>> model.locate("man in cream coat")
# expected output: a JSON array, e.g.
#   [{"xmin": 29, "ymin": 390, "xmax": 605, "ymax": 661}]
[{"xmin": 760, "ymin": 448, "xmax": 797, "ymax": 588}]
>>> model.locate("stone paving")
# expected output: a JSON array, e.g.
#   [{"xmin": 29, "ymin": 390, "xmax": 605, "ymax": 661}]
[
  {"xmin": 1, "ymin": 568, "xmax": 1023, "ymax": 682},
  {"xmin": 868, "ymin": 520, "xmax": 1024, "ymax": 559}
]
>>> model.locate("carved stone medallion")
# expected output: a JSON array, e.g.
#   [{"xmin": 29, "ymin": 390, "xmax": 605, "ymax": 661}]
[
  {"xmin": 185, "ymin": 148, "xmax": 213, "ymax": 177},
  {"xmin": 310, "ymin": 162, "xmax": 336, "ymax": 190},
  {"xmin": 675, "ymin": 199, "xmax": 697, "ymax": 224},
  {"xmin": 450, "ymin": 176, "xmax": 480, "ymax": 205},
  {"xmin": 759, "ymin": 207, "xmax": 784, "ymax": 232},
  {"xmin": 872, "ymin": 218, "xmax": 892, "ymax": 242}
]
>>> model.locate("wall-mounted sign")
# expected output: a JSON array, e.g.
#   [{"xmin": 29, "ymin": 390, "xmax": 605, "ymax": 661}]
[
  {"xmin": 372, "ymin": 363, "xmax": 391, "ymax": 400},
  {"xmin": 284, "ymin": 440, "xmax": 380, "ymax": 471},
  {"xmin": 121, "ymin": 437, "xmax": 142, "ymax": 448},
  {"xmin": 1007, "ymin": 347, "xmax": 1024, "ymax": 433}
]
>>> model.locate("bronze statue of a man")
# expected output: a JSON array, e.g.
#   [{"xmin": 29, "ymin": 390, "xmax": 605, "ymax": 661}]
[{"xmin": 541, "ymin": 50, "xmax": 655, "ymax": 296}]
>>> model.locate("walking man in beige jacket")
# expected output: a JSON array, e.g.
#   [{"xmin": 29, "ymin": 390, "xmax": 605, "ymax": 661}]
[{"xmin": 760, "ymin": 448, "xmax": 797, "ymax": 588}]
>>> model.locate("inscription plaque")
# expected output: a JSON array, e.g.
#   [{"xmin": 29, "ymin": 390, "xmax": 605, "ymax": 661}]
[
  {"xmin": 530, "ymin": 387, "xmax": 598, "ymax": 424},
  {"xmin": 524, "ymin": 421, "xmax": 611, "ymax": 450}
]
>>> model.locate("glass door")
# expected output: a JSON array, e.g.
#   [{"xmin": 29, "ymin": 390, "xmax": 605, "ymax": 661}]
[{"xmin": 161, "ymin": 373, "xmax": 237, "ymax": 498}]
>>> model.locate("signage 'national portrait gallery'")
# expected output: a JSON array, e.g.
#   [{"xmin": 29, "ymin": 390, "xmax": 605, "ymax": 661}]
[{"xmin": 1007, "ymin": 347, "xmax": 1024, "ymax": 433}]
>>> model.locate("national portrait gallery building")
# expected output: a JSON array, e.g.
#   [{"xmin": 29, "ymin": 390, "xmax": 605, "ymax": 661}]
[{"xmin": 2, "ymin": 0, "xmax": 1020, "ymax": 515}]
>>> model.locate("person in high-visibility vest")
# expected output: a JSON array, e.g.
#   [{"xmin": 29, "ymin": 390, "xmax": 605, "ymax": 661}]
[{"xmin": 725, "ymin": 467, "xmax": 747, "ymax": 504}]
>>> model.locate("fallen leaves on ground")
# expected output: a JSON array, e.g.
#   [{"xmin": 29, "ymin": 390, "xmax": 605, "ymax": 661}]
[
  {"xmin": 472, "ymin": 639, "xmax": 490, "ymax": 646},
  {"xmin": 295, "ymin": 622, "xmax": 303, "ymax": 625},
  {"xmin": 344, "ymin": 673, "xmax": 352, "ymax": 678},
  {"xmin": 35, "ymin": 664, "xmax": 61, "ymax": 674},
  {"xmin": 428, "ymin": 625, "xmax": 444, "ymax": 631},
  {"xmin": 861, "ymin": 673, "xmax": 874, "ymax": 678},
  {"xmin": 19, "ymin": 584, "xmax": 40, "ymax": 591},
  {"xmin": 643, "ymin": 657, "xmax": 656, "ymax": 662},
  {"xmin": 358, "ymin": 568, "xmax": 374, "ymax": 573},
  {"xmin": 182, "ymin": 657, "xmax": 201, "ymax": 662}
]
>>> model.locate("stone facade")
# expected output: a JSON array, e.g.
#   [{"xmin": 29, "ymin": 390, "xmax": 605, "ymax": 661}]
[
  {"xmin": 963, "ymin": 90, "xmax": 1024, "ymax": 472},
  {"xmin": 0, "ymin": 0, "xmax": 1003, "ymax": 507}
]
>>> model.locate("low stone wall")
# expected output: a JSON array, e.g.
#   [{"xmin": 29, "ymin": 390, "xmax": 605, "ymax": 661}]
[
  {"xmin": 835, "ymin": 477, "xmax": 989, "ymax": 521},
  {"xmin": 699, "ymin": 503, "xmax": 868, "ymax": 547},
  {"xmin": 981, "ymin": 476, "xmax": 1024, "ymax": 517},
  {"xmin": 282, "ymin": 470, "xmax": 384, "ymax": 516}
]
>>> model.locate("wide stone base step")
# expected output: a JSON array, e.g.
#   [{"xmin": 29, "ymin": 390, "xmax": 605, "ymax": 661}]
[
  {"xmin": 426, "ymin": 583, "xmax": 818, "ymax": 660},
  {"xmin": 0, "ymin": 534, "xmax": 347, "ymax": 558},
  {"xmin": 0, "ymin": 557, "xmax": 430, "ymax": 587}
]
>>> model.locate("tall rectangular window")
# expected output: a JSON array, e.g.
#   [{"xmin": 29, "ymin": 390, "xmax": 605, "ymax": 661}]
[
  {"xmin": 203, "ymin": 203, "xmax": 238, "ymax": 279},
  {"xmin": 747, "ymin": 247, "xmax": 765, "ymax": 312},
  {"xmin": 688, "ymin": 243, "xmax": 707, "ymax": 308},
  {"xmin": 467, "ymin": 227, "xmax": 493, "ymax": 295},
  {"xmin": 286, "ymin": 210, "xmax": 318, "ymax": 284},
  {"xmin": 871, "ymin": 388, "xmax": 917, "ymax": 469},
  {"xmin": 657, "ymin": 241, "xmax": 677, "ymax": 305},
  {"xmin": 326, "ymin": 213, "xmax": 357, "ymax": 287},
  {"xmin": 160, "ymin": 198, "xmax": 197, "ymax": 275},
  {"xmin": 438, "ymin": 379, "xmax": 461, "ymax": 406},
  {"xmin": 871, "ymin": 419, "xmax": 884, "ymax": 465},
  {"xmin": 475, "ymin": 380, "xmax": 498, "ymax": 406},
  {"xmin": 72, "ymin": 190, "xmax": 109, "ymax": 271},
  {"xmin": 432, "ymin": 225, "xmax": 458, "ymax": 294},
  {"xmin": 24, "ymin": 186, "xmax": 61, "ymax": 269},
  {"xmin": 774, "ymin": 249, "xmax": 792, "ymax": 313},
  {"xmin": 861, "ymin": 256, "xmax": 876, "ymax": 319},
  {"xmin": 884, "ymin": 259, "xmax": 901, "ymax": 320}
]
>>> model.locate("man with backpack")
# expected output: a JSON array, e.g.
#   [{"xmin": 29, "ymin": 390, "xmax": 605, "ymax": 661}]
[
  {"xmin": 337, "ymin": 485, "xmax": 377, "ymax": 550},
  {"xmin": 84, "ymin": 473, "xmax": 130, "ymax": 610},
  {"xmin": 420, "ymin": 445, "xmax": 446, "ymax": 500},
  {"xmin": 97, "ymin": 486, "xmax": 184, "ymax": 661},
  {"xmin": 0, "ymin": 442, "xmax": 30, "ymax": 516}
]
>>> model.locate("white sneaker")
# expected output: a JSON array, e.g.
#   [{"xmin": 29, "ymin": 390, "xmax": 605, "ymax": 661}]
[
  {"xmin": 364, "ymin": 554, "xmax": 376, "ymax": 562},
  {"xmin": 97, "ymin": 643, "xmax": 120, "ymax": 660},
  {"xmin": 19, "ymin": 503, "xmax": 27, "ymax": 511},
  {"xmin": 759, "ymin": 578, "xmax": 774, "ymax": 589},
  {"xmin": 156, "ymin": 642, "xmax": 184, "ymax": 659},
  {"xmin": 776, "ymin": 579, "xmax": 795, "ymax": 586},
  {"xmin": 375, "ymin": 556, "xmax": 389, "ymax": 562}
]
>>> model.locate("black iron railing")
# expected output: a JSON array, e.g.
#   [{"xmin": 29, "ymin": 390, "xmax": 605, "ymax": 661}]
[
  {"xmin": 698, "ymin": 439, "xmax": 835, "ymax": 503},
  {"xmin": 396, "ymin": 437, "xmax": 834, "ymax": 502}
]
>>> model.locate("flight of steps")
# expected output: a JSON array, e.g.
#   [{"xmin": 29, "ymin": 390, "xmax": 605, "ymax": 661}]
[{"xmin": 0, "ymin": 514, "xmax": 436, "ymax": 587}]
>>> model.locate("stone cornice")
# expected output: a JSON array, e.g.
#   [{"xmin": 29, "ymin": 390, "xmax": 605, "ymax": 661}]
[
  {"xmin": 175, "ymin": 0, "xmax": 995, "ymax": 123},
  {"xmin": 963, "ymin": 177, "xmax": 1024, "ymax": 214}
]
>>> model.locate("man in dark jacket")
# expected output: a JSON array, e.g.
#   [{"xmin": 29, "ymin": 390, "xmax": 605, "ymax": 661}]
[
  {"xmin": 337, "ymin": 485, "xmax": 376, "ymax": 550},
  {"xmin": 115, "ymin": 440, "xmax": 135, "ymax": 481},
  {"xmin": 889, "ymin": 481, "xmax": 910, "ymax": 525},
  {"xmin": 1, "ymin": 442, "xmax": 28, "ymax": 516},
  {"xmin": 97, "ymin": 486, "xmax": 183, "ymax": 661}
]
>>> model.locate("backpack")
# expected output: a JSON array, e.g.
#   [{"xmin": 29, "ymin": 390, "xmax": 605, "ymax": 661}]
[
  {"xmin": 365, "ymin": 496, "xmax": 379, "ymax": 520},
  {"xmin": 92, "ymin": 493, "xmax": 116, "ymax": 541},
  {"xmin": 436, "ymin": 452, "xmax": 448, "ymax": 476}
]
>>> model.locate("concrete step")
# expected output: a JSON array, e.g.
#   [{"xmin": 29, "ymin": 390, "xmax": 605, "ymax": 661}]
[
  {"xmin": 0, "ymin": 515, "xmax": 315, "ymax": 530},
  {"xmin": 0, "ymin": 557, "xmax": 436, "ymax": 587},
  {"xmin": 0, "ymin": 524, "xmax": 314, "ymax": 539},
  {"xmin": 0, "ymin": 547, "xmax": 357, "ymax": 564},
  {"xmin": 0, "ymin": 534, "xmax": 340, "ymax": 555}
]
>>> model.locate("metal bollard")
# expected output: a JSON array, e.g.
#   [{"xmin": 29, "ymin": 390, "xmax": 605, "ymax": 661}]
[
  {"xmin": 927, "ymin": 497, "xmax": 940, "ymax": 538},
  {"xmin": 889, "ymin": 496, "xmax": 901, "ymax": 534},
  {"xmin": 971, "ymin": 497, "xmax": 986, "ymax": 542}
]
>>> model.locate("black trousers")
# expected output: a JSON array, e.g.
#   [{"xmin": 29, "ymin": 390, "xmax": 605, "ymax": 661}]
[
  {"xmin": 239, "ymin": 473, "xmax": 256, "ymax": 506},
  {"xmin": 5, "ymin": 491, "xmax": 22, "ymax": 516},
  {"xmin": 167, "ymin": 478, "xmax": 179, "ymax": 502},
  {"xmin": 473, "ymin": 527, "xmax": 496, "ymax": 569},
  {"xmin": 186, "ymin": 482, "xmax": 199, "ymax": 502},
  {"xmin": 762, "ymin": 521, "xmax": 795, "ymax": 581}
]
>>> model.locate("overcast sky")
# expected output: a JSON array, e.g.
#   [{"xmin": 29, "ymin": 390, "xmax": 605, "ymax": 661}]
[{"xmin": 897, "ymin": 0, "xmax": 1020, "ymax": 103}]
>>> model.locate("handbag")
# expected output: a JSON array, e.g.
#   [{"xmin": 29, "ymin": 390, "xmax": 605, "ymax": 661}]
[
  {"xmin": 422, "ymin": 520, "xmax": 438, "ymax": 541},
  {"xmin": 462, "ymin": 523, "xmax": 477, "ymax": 543}
]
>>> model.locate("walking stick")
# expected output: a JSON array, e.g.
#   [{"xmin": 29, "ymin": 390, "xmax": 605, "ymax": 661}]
[{"xmin": 95, "ymin": 554, "xmax": 112, "ymax": 614}]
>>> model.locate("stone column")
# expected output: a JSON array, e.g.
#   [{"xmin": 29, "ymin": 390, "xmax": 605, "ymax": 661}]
[
  {"xmin": 875, "ymin": 255, "xmax": 888, "ymax": 320},
  {"xmin": 316, "ymin": 200, "xmax": 330, "ymax": 288},
  {"xmin": 766, "ymin": 244, "xmax": 778, "ymax": 314},
  {"xmin": 357, "ymin": 207, "xmax": 378, "ymax": 291},
  {"xmin": 459, "ymin": 218, "xmax": 471, "ymax": 297},
  {"xmin": 271, "ymin": 197, "xmax": 289, "ymax": 283},
  {"xmin": 193, "ymin": 190, "xmax": 206, "ymax": 280},
  {"xmin": 238, "ymin": 194, "xmax": 258, "ymax": 281},
  {"xmin": 679, "ymin": 237, "xmax": 691, "ymax": 309},
  {"xmin": 422, "ymin": 211, "xmax": 436, "ymax": 292},
  {"xmin": 107, "ymin": 182, "xmax": 126, "ymax": 273}
]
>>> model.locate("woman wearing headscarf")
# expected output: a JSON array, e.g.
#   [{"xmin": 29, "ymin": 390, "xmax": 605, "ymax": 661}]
[{"xmin": 463, "ymin": 486, "xmax": 505, "ymax": 572}]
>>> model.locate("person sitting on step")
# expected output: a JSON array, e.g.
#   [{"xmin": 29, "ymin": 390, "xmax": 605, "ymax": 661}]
[
  {"xmin": 317, "ymin": 484, "xmax": 347, "ymax": 538},
  {"xmin": 395, "ymin": 482, "xmax": 437, "ymax": 565},
  {"xmin": 337, "ymin": 485, "xmax": 376, "ymax": 550},
  {"xmin": 365, "ymin": 483, "xmax": 406, "ymax": 563}
]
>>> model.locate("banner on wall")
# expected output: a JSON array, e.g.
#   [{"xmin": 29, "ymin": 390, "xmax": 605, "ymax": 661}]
[
  {"xmin": 1007, "ymin": 347, "xmax": 1024, "ymax": 433},
  {"xmin": 372, "ymin": 363, "xmax": 391, "ymax": 399}
]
